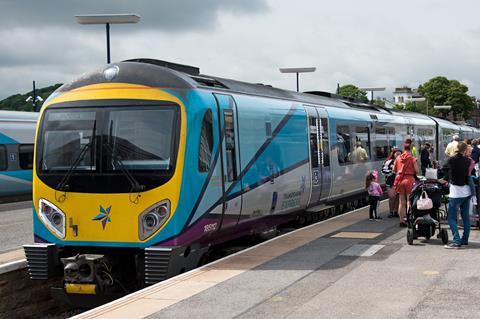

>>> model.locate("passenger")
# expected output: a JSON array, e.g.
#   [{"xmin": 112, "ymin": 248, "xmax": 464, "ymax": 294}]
[
  {"xmin": 393, "ymin": 141, "xmax": 420, "ymax": 227},
  {"xmin": 349, "ymin": 141, "xmax": 368, "ymax": 163},
  {"xmin": 465, "ymin": 145, "xmax": 476, "ymax": 205},
  {"xmin": 382, "ymin": 148, "xmax": 401, "ymax": 218},
  {"xmin": 420, "ymin": 143, "xmax": 432, "ymax": 176},
  {"xmin": 442, "ymin": 142, "xmax": 471, "ymax": 249},
  {"xmin": 366, "ymin": 171, "xmax": 383, "ymax": 220},
  {"xmin": 445, "ymin": 135, "xmax": 460, "ymax": 157},
  {"xmin": 471, "ymin": 139, "xmax": 480, "ymax": 164},
  {"xmin": 464, "ymin": 138, "xmax": 472, "ymax": 145},
  {"xmin": 432, "ymin": 160, "xmax": 444, "ymax": 179},
  {"xmin": 405, "ymin": 138, "xmax": 417, "ymax": 157}
]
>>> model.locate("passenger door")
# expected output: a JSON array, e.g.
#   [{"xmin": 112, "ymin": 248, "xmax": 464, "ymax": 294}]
[
  {"xmin": 213, "ymin": 94, "xmax": 242, "ymax": 230},
  {"xmin": 305, "ymin": 105, "xmax": 331, "ymax": 206}
]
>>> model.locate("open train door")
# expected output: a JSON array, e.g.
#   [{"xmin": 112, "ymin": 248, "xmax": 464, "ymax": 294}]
[
  {"xmin": 213, "ymin": 93, "xmax": 242, "ymax": 230},
  {"xmin": 304, "ymin": 105, "xmax": 331, "ymax": 206}
]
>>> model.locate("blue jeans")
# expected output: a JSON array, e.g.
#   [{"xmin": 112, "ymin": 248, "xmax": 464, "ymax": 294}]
[{"xmin": 447, "ymin": 197, "xmax": 471, "ymax": 245}]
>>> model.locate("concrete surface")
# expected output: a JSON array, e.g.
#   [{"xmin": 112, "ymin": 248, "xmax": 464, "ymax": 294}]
[
  {"xmin": 73, "ymin": 202, "xmax": 480, "ymax": 319},
  {"xmin": 0, "ymin": 201, "xmax": 32, "ymax": 254}
]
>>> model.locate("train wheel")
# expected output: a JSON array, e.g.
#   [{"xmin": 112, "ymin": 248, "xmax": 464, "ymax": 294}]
[{"xmin": 407, "ymin": 229, "xmax": 414, "ymax": 245}]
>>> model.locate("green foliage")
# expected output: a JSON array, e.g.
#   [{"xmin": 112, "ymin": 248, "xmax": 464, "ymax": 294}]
[
  {"xmin": 0, "ymin": 83, "xmax": 62, "ymax": 112},
  {"xmin": 417, "ymin": 76, "xmax": 474, "ymax": 120},
  {"xmin": 337, "ymin": 84, "xmax": 369, "ymax": 103},
  {"xmin": 372, "ymin": 97, "xmax": 385, "ymax": 107}
]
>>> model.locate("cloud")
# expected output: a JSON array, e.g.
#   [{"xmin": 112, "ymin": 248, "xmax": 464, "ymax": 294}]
[
  {"xmin": 2, "ymin": 0, "xmax": 480, "ymax": 102},
  {"xmin": 0, "ymin": 0, "xmax": 269, "ymax": 31}
]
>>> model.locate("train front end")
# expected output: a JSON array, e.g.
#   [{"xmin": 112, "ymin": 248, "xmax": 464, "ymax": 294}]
[{"xmin": 24, "ymin": 62, "xmax": 192, "ymax": 306}]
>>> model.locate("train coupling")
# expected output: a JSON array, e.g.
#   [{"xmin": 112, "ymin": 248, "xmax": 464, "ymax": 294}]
[{"xmin": 61, "ymin": 254, "xmax": 114, "ymax": 294}]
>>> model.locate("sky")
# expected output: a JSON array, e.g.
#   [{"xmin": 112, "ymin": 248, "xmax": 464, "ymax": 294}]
[{"xmin": 1, "ymin": 0, "xmax": 480, "ymax": 100}]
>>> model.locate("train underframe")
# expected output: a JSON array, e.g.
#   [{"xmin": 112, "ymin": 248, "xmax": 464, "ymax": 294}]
[{"xmin": 24, "ymin": 192, "xmax": 371, "ymax": 308}]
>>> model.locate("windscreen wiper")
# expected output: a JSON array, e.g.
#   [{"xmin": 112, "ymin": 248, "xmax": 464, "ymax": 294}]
[
  {"xmin": 105, "ymin": 120, "xmax": 145, "ymax": 193},
  {"xmin": 57, "ymin": 120, "xmax": 96, "ymax": 191}
]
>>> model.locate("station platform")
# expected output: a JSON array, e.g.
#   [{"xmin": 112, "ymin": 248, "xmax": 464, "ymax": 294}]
[{"xmin": 73, "ymin": 201, "xmax": 480, "ymax": 319}]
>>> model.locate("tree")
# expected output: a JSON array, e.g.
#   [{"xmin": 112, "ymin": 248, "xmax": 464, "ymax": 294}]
[
  {"xmin": 417, "ymin": 76, "xmax": 474, "ymax": 120},
  {"xmin": 446, "ymin": 80, "xmax": 474, "ymax": 120},
  {"xmin": 372, "ymin": 97, "xmax": 385, "ymax": 107},
  {"xmin": 337, "ymin": 84, "xmax": 369, "ymax": 103}
]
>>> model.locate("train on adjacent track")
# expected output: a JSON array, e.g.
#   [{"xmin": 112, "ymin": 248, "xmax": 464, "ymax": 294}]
[
  {"xmin": 0, "ymin": 111, "xmax": 37, "ymax": 200},
  {"xmin": 24, "ymin": 59, "xmax": 480, "ymax": 306}
]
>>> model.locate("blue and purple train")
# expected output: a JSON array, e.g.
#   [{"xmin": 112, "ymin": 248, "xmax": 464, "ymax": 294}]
[{"xmin": 24, "ymin": 59, "xmax": 479, "ymax": 305}]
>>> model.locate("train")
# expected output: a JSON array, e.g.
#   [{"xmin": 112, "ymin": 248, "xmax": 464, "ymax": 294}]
[
  {"xmin": 0, "ymin": 111, "xmax": 37, "ymax": 200},
  {"xmin": 23, "ymin": 59, "xmax": 479, "ymax": 306}
]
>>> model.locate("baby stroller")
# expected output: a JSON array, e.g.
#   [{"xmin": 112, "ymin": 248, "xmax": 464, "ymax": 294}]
[{"xmin": 406, "ymin": 180, "xmax": 449, "ymax": 245}]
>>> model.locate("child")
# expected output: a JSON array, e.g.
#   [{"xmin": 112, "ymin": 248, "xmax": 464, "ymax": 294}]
[{"xmin": 366, "ymin": 171, "xmax": 383, "ymax": 220}]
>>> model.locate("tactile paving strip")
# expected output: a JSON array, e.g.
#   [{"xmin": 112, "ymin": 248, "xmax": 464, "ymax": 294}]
[{"xmin": 331, "ymin": 232, "xmax": 382, "ymax": 239}]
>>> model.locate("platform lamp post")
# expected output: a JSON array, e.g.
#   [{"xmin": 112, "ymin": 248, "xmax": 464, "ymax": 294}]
[
  {"xmin": 279, "ymin": 67, "xmax": 316, "ymax": 92},
  {"xmin": 433, "ymin": 105, "xmax": 452, "ymax": 120},
  {"xmin": 75, "ymin": 14, "xmax": 140, "ymax": 64},
  {"xmin": 359, "ymin": 87, "xmax": 385, "ymax": 103},
  {"xmin": 25, "ymin": 81, "xmax": 43, "ymax": 112},
  {"xmin": 411, "ymin": 97, "xmax": 427, "ymax": 115}
]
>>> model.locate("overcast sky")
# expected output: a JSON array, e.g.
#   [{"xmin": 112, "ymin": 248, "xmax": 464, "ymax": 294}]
[{"xmin": 1, "ymin": 0, "xmax": 480, "ymax": 100}]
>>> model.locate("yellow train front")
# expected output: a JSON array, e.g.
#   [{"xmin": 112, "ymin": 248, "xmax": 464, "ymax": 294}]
[{"xmin": 23, "ymin": 60, "xmax": 206, "ymax": 306}]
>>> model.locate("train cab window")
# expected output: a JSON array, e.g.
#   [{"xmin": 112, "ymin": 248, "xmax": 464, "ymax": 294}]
[
  {"xmin": 224, "ymin": 110, "xmax": 237, "ymax": 181},
  {"xmin": 19, "ymin": 144, "xmax": 34, "ymax": 169},
  {"xmin": 336, "ymin": 125, "xmax": 352, "ymax": 164},
  {"xmin": 198, "ymin": 110, "xmax": 213, "ymax": 172},
  {"xmin": 320, "ymin": 118, "xmax": 329, "ymax": 167},
  {"xmin": 0, "ymin": 145, "xmax": 6, "ymax": 171},
  {"xmin": 374, "ymin": 127, "xmax": 388, "ymax": 159}
]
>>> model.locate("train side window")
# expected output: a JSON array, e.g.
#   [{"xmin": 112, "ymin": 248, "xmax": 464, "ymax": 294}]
[
  {"xmin": 19, "ymin": 144, "xmax": 34, "ymax": 169},
  {"xmin": 374, "ymin": 127, "xmax": 388, "ymax": 159},
  {"xmin": 353, "ymin": 126, "xmax": 370, "ymax": 161},
  {"xmin": 320, "ymin": 118, "xmax": 329, "ymax": 167},
  {"xmin": 0, "ymin": 145, "xmax": 6, "ymax": 171},
  {"xmin": 199, "ymin": 110, "xmax": 213, "ymax": 172},
  {"xmin": 336, "ymin": 125, "xmax": 352, "ymax": 164},
  {"xmin": 224, "ymin": 110, "xmax": 237, "ymax": 181}
]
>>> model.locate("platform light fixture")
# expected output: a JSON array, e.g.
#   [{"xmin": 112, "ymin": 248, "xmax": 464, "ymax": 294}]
[
  {"xmin": 25, "ymin": 81, "xmax": 44, "ymax": 112},
  {"xmin": 411, "ymin": 97, "xmax": 428, "ymax": 115},
  {"xmin": 75, "ymin": 14, "xmax": 140, "ymax": 64},
  {"xmin": 359, "ymin": 87, "xmax": 386, "ymax": 102},
  {"xmin": 279, "ymin": 67, "xmax": 316, "ymax": 92}
]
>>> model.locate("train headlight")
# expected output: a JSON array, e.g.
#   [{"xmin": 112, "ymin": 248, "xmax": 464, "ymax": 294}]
[
  {"xmin": 138, "ymin": 200, "xmax": 170, "ymax": 240},
  {"xmin": 38, "ymin": 199, "xmax": 66, "ymax": 239}
]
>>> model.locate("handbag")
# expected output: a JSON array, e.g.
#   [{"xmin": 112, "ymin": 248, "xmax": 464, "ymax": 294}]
[
  {"xmin": 417, "ymin": 191, "xmax": 433, "ymax": 210},
  {"xmin": 425, "ymin": 167, "xmax": 437, "ymax": 180}
]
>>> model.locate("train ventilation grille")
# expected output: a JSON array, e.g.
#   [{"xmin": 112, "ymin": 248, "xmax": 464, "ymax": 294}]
[
  {"xmin": 144, "ymin": 247, "xmax": 172, "ymax": 285},
  {"xmin": 23, "ymin": 244, "xmax": 56, "ymax": 280}
]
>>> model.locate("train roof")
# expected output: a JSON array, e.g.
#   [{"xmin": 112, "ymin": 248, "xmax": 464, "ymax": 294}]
[
  {"xmin": 0, "ymin": 110, "xmax": 38, "ymax": 122},
  {"xmin": 53, "ymin": 58, "xmax": 477, "ymax": 129}
]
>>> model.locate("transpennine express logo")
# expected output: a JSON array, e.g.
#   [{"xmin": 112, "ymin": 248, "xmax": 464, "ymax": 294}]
[{"xmin": 92, "ymin": 205, "xmax": 112, "ymax": 230}]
